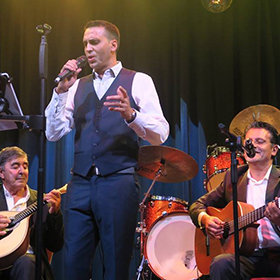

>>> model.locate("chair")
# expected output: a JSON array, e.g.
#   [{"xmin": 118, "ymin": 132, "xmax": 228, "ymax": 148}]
[{"xmin": 46, "ymin": 249, "xmax": 54, "ymax": 264}]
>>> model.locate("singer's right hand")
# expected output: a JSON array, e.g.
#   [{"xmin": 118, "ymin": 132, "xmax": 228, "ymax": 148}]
[
  {"xmin": 56, "ymin": 59, "xmax": 83, "ymax": 94},
  {"xmin": 201, "ymin": 214, "xmax": 224, "ymax": 239}
]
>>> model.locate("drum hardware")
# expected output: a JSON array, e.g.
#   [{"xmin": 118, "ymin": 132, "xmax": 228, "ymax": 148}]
[
  {"xmin": 161, "ymin": 211, "xmax": 168, "ymax": 217},
  {"xmin": 135, "ymin": 145, "xmax": 200, "ymax": 280},
  {"xmin": 206, "ymin": 143, "xmax": 217, "ymax": 157},
  {"xmin": 136, "ymin": 255, "xmax": 148, "ymax": 280}
]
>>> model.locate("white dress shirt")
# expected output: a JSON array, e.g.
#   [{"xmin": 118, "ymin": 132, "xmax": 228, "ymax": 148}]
[
  {"xmin": 3, "ymin": 184, "xmax": 34, "ymax": 253},
  {"xmin": 45, "ymin": 62, "xmax": 169, "ymax": 145},
  {"xmin": 3, "ymin": 184, "xmax": 30, "ymax": 211},
  {"xmin": 246, "ymin": 165, "xmax": 280, "ymax": 248}
]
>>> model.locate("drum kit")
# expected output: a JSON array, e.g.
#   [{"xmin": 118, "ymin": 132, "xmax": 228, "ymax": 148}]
[
  {"xmin": 135, "ymin": 104, "xmax": 280, "ymax": 280},
  {"xmin": 136, "ymin": 145, "xmax": 200, "ymax": 280}
]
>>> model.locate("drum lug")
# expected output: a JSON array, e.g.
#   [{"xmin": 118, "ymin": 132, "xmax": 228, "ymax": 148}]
[
  {"xmin": 202, "ymin": 164, "xmax": 206, "ymax": 173},
  {"xmin": 162, "ymin": 211, "xmax": 168, "ymax": 217},
  {"xmin": 168, "ymin": 202, "xmax": 172, "ymax": 208}
]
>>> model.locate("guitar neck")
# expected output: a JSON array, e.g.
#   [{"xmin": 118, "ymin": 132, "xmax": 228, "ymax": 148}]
[
  {"xmin": 7, "ymin": 184, "xmax": 67, "ymax": 228},
  {"xmin": 228, "ymin": 202, "xmax": 272, "ymax": 236},
  {"xmin": 238, "ymin": 205, "xmax": 266, "ymax": 230},
  {"xmin": 8, "ymin": 201, "xmax": 47, "ymax": 228}
]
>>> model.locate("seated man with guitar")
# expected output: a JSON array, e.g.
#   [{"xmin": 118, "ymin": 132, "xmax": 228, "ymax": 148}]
[
  {"xmin": 189, "ymin": 121, "xmax": 280, "ymax": 279},
  {"xmin": 0, "ymin": 146, "xmax": 64, "ymax": 280}
]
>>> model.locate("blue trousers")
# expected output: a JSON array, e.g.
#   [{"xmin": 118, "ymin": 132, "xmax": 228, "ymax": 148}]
[{"xmin": 64, "ymin": 172, "xmax": 140, "ymax": 280}]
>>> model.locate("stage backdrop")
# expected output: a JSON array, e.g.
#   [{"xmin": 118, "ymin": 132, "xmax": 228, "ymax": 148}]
[{"xmin": 1, "ymin": 0, "xmax": 280, "ymax": 279}]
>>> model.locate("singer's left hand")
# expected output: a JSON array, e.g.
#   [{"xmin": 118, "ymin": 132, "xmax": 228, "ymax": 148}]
[{"xmin": 104, "ymin": 86, "xmax": 135, "ymax": 122}]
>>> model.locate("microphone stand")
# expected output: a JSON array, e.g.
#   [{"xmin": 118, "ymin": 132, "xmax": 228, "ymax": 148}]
[
  {"xmin": 228, "ymin": 138, "xmax": 242, "ymax": 280},
  {"xmin": 219, "ymin": 124, "xmax": 242, "ymax": 280},
  {"xmin": 34, "ymin": 23, "xmax": 51, "ymax": 280}
]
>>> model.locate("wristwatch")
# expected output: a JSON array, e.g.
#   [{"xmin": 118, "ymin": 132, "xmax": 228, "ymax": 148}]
[{"xmin": 127, "ymin": 109, "xmax": 137, "ymax": 123}]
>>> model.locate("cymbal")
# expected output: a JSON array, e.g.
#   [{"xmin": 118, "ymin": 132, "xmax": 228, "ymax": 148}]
[
  {"xmin": 229, "ymin": 104, "xmax": 280, "ymax": 138},
  {"xmin": 137, "ymin": 145, "xmax": 198, "ymax": 183}
]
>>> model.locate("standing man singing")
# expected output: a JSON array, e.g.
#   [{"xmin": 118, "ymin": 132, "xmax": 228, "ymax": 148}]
[{"xmin": 45, "ymin": 20, "xmax": 169, "ymax": 280}]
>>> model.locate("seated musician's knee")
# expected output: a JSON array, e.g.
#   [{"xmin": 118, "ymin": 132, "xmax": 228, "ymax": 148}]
[{"xmin": 210, "ymin": 253, "xmax": 235, "ymax": 274}]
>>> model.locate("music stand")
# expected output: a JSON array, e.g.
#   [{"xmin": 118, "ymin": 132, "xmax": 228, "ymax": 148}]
[{"xmin": 0, "ymin": 73, "xmax": 28, "ymax": 131}]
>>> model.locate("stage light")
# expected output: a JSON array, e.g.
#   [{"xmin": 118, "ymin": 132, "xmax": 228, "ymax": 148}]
[{"xmin": 201, "ymin": 0, "xmax": 233, "ymax": 13}]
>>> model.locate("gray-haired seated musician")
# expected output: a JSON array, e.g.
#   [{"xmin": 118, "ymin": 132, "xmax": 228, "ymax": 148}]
[
  {"xmin": 189, "ymin": 121, "xmax": 280, "ymax": 280},
  {"xmin": 0, "ymin": 146, "xmax": 64, "ymax": 280}
]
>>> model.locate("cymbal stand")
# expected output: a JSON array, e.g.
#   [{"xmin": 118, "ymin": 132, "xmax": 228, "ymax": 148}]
[{"xmin": 136, "ymin": 166, "xmax": 163, "ymax": 280}]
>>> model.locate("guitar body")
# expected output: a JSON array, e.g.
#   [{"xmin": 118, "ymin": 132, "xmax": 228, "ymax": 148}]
[
  {"xmin": 195, "ymin": 201, "xmax": 258, "ymax": 275},
  {"xmin": 0, "ymin": 211, "xmax": 30, "ymax": 270},
  {"xmin": 0, "ymin": 185, "xmax": 67, "ymax": 270}
]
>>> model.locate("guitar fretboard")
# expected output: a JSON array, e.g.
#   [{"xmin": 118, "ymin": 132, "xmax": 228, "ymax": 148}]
[
  {"xmin": 9, "ymin": 201, "xmax": 47, "ymax": 228},
  {"xmin": 226, "ymin": 201, "xmax": 275, "ymax": 236}
]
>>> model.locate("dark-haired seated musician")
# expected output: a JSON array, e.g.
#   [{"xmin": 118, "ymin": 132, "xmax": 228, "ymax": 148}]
[
  {"xmin": 189, "ymin": 121, "xmax": 280, "ymax": 280},
  {"xmin": 0, "ymin": 146, "xmax": 64, "ymax": 280}
]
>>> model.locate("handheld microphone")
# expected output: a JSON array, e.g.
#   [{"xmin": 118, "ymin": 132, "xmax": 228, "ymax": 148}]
[
  {"xmin": 244, "ymin": 139, "xmax": 256, "ymax": 158},
  {"xmin": 54, "ymin": 55, "xmax": 87, "ymax": 84}
]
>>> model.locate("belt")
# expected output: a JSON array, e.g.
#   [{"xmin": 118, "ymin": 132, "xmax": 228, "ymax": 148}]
[
  {"xmin": 86, "ymin": 166, "xmax": 135, "ymax": 177},
  {"xmin": 86, "ymin": 165, "xmax": 99, "ymax": 177}
]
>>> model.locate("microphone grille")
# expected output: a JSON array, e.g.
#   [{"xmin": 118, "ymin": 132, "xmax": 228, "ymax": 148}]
[{"xmin": 76, "ymin": 55, "xmax": 87, "ymax": 68}]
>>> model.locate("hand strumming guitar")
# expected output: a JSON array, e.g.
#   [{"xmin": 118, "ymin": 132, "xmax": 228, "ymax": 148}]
[
  {"xmin": 0, "ymin": 215, "xmax": 11, "ymax": 236},
  {"xmin": 201, "ymin": 213, "xmax": 225, "ymax": 239}
]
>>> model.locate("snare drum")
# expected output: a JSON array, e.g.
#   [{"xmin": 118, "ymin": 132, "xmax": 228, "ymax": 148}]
[
  {"xmin": 204, "ymin": 146, "xmax": 245, "ymax": 192},
  {"xmin": 143, "ymin": 196, "xmax": 200, "ymax": 280}
]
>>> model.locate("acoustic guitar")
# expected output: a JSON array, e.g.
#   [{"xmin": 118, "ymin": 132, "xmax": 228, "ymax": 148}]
[
  {"xmin": 0, "ymin": 184, "xmax": 67, "ymax": 270},
  {"xmin": 194, "ymin": 200, "xmax": 278, "ymax": 275}
]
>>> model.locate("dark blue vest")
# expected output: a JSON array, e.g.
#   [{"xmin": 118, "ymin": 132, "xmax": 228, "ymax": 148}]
[{"xmin": 72, "ymin": 68, "xmax": 139, "ymax": 177}]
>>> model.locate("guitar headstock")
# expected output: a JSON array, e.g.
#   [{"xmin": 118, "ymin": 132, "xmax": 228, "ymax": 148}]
[{"xmin": 57, "ymin": 184, "xmax": 68, "ymax": 195}]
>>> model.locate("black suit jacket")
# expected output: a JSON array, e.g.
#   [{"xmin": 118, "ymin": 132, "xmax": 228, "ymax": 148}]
[
  {"xmin": 189, "ymin": 165, "xmax": 280, "ymax": 237},
  {"xmin": 0, "ymin": 184, "xmax": 64, "ymax": 280}
]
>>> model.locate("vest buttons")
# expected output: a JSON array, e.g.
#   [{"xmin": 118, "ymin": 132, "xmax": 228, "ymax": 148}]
[
  {"xmin": 92, "ymin": 156, "xmax": 96, "ymax": 159},
  {"xmin": 93, "ymin": 143, "xmax": 98, "ymax": 147},
  {"xmin": 95, "ymin": 129, "xmax": 100, "ymax": 133}
]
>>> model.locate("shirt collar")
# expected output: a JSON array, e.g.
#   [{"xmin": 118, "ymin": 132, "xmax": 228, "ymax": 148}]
[
  {"xmin": 92, "ymin": 61, "xmax": 122, "ymax": 80},
  {"xmin": 3, "ymin": 184, "xmax": 30, "ymax": 204},
  {"xmin": 247, "ymin": 165, "xmax": 272, "ymax": 184}
]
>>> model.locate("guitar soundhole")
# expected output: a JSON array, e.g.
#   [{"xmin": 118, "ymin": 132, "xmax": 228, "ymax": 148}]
[{"xmin": 223, "ymin": 222, "xmax": 230, "ymax": 239}]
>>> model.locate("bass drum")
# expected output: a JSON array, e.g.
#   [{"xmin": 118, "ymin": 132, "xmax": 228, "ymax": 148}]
[{"xmin": 144, "ymin": 207, "xmax": 200, "ymax": 280}]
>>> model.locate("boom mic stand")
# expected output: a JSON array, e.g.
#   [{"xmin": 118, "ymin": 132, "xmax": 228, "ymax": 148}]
[{"xmin": 219, "ymin": 123, "xmax": 242, "ymax": 280}]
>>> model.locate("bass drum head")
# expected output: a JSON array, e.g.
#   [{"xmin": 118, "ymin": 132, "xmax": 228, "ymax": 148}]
[{"xmin": 145, "ymin": 213, "xmax": 200, "ymax": 280}]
